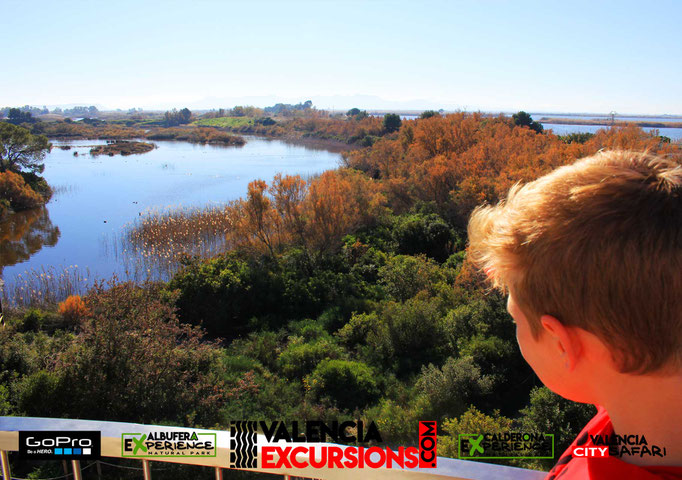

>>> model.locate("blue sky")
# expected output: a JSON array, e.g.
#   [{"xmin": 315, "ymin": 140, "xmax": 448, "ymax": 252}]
[{"xmin": 2, "ymin": 0, "xmax": 680, "ymax": 114}]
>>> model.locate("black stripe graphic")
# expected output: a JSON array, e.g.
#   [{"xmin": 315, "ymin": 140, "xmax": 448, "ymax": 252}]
[{"xmin": 230, "ymin": 421, "xmax": 257, "ymax": 468}]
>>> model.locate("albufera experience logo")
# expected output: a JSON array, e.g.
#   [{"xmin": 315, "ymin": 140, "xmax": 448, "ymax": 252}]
[
  {"xmin": 230, "ymin": 420, "xmax": 437, "ymax": 470},
  {"xmin": 122, "ymin": 431, "xmax": 216, "ymax": 457}
]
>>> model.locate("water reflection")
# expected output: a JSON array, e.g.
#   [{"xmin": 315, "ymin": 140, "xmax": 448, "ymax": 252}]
[{"xmin": 0, "ymin": 207, "xmax": 60, "ymax": 272}]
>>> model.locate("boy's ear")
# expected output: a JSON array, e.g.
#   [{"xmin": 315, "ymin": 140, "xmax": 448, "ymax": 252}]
[{"xmin": 540, "ymin": 315, "xmax": 582, "ymax": 370}]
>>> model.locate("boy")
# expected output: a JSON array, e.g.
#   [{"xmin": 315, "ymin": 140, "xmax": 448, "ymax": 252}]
[{"xmin": 467, "ymin": 150, "xmax": 682, "ymax": 479}]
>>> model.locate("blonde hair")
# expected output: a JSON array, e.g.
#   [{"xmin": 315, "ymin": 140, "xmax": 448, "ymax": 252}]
[{"xmin": 468, "ymin": 150, "xmax": 682, "ymax": 373}]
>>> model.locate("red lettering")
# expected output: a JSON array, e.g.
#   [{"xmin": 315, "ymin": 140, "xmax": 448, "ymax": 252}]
[
  {"xmin": 386, "ymin": 447, "xmax": 404, "ymax": 468},
  {"xmin": 328, "ymin": 447, "xmax": 344, "ymax": 468},
  {"xmin": 343, "ymin": 447, "xmax": 359, "ymax": 468},
  {"xmin": 309, "ymin": 446, "xmax": 327, "ymax": 468},
  {"xmin": 365, "ymin": 446, "xmax": 386, "ymax": 468},
  {"xmin": 419, "ymin": 421, "xmax": 437, "ymax": 468},
  {"xmin": 274, "ymin": 447, "xmax": 292, "ymax": 468},
  {"xmin": 290, "ymin": 447, "xmax": 308, "ymax": 468},
  {"xmin": 262, "ymin": 447, "xmax": 277, "ymax": 468},
  {"xmin": 404, "ymin": 447, "xmax": 419, "ymax": 468}
]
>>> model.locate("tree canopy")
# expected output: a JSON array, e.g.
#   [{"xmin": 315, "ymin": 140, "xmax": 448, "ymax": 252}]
[
  {"xmin": 512, "ymin": 111, "xmax": 544, "ymax": 134},
  {"xmin": 7, "ymin": 108, "xmax": 35, "ymax": 125},
  {"xmin": 164, "ymin": 107, "xmax": 192, "ymax": 126},
  {"xmin": 0, "ymin": 123, "xmax": 51, "ymax": 174},
  {"xmin": 383, "ymin": 113, "xmax": 402, "ymax": 133}
]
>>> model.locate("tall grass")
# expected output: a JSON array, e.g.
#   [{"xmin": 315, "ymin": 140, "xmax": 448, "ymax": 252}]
[
  {"xmin": 2, "ymin": 205, "xmax": 235, "ymax": 309},
  {"xmin": 117, "ymin": 205, "xmax": 233, "ymax": 279},
  {"xmin": 3, "ymin": 265, "xmax": 94, "ymax": 308}
]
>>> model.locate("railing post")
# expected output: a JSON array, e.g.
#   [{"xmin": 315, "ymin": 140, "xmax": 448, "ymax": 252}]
[
  {"xmin": 71, "ymin": 459, "xmax": 82, "ymax": 480},
  {"xmin": 142, "ymin": 459, "xmax": 152, "ymax": 480},
  {"xmin": 0, "ymin": 451, "xmax": 11, "ymax": 480},
  {"xmin": 215, "ymin": 467, "xmax": 223, "ymax": 480}
]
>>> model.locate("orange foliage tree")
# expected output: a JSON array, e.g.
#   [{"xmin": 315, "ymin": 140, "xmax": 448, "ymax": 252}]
[
  {"xmin": 224, "ymin": 113, "xmax": 679, "ymax": 257},
  {"xmin": 345, "ymin": 113, "xmax": 679, "ymax": 226},
  {"xmin": 0, "ymin": 171, "xmax": 44, "ymax": 214}
]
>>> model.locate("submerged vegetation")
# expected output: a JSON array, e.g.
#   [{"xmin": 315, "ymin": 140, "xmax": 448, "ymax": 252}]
[{"xmin": 1, "ymin": 109, "xmax": 680, "ymax": 478}]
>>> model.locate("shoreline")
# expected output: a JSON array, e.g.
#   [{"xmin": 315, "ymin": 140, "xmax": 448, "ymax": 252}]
[{"xmin": 539, "ymin": 117, "xmax": 682, "ymax": 128}]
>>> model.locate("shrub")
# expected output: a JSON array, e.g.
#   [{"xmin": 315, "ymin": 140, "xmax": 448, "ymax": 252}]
[
  {"xmin": 58, "ymin": 295, "xmax": 88, "ymax": 325},
  {"xmin": 439, "ymin": 406, "xmax": 514, "ymax": 459},
  {"xmin": 21, "ymin": 309, "xmax": 45, "ymax": 332},
  {"xmin": 279, "ymin": 337, "xmax": 345, "ymax": 379},
  {"xmin": 415, "ymin": 356, "xmax": 494, "ymax": 420},
  {"xmin": 46, "ymin": 281, "xmax": 226, "ymax": 425},
  {"xmin": 379, "ymin": 254, "xmax": 444, "ymax": 301},
  {"xmin": 307, "ymin": 359, "xmax": 379, "ymax": 411},
  {"xmin": 0, "ymin": 171, "xmax": 44, "ymax": 211},
  {"xmin": 167, "ymin": 254, "xmax": 265, "ymax": 339},
  {"xmin": 520, "ymin": 387, "xmax": 596, "ymax": 470},
  {"xmin": 392, "ymin": 213, "xmax": 454, "ymax": 262}
]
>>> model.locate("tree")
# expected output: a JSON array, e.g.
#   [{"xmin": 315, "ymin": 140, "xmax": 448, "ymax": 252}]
[
  {"xmin": 7, "ymin": 108, "xmax": 34, "ymax": 125},
  {"xmin": 0, "ymin": 123, "xmax": 51, "ymax": 174},
  {"xmin": 347, "ymin": 108, "xmax": 368, "ymax": 119},
  {"xmin": 420, "ymin": 110, "xmax": 439, "ymax": 119},
  {"xmin": 512, "ymin": 111, "xmax": 543, "ymax": 134},
  {"xmin": 382, "ymin": 113, "xmax": 402, "ymax": 133},
  {"xmin": 164, "ymin": 107, "xmax": 192, "ymax": 126}
]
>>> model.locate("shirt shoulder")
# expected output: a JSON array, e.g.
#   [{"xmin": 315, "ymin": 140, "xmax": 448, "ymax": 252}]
[{"xmin": 544, "ymin": 407, "xmax": 682, "ymax": 480}]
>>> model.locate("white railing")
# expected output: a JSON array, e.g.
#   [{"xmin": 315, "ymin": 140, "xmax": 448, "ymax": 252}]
[{"xmin": 0, "ymin": 417, "xmax": 546, "ymax": 480}]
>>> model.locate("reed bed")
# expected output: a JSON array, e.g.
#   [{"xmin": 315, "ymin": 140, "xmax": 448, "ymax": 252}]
[
  {"xmin": 3, "ymin": 265, "xmax": 94, "ymax": 308},
  {"xmin": 116, "ymin": 204, "xmax": 233, "ymax": 279}
]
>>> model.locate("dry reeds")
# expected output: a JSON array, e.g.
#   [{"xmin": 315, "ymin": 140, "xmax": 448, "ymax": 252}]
[
  {"xmin": 117, "ymin": 204, "xmax": 233, "ymax": 279},
  {"xmin": 3, "ymin": 265, "xmax": 93, "ymax": 308}
]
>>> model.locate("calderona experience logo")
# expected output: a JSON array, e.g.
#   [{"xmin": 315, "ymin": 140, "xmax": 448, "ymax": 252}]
[
  {"xmin": 459, "ymin": 432, "xmax": 554, "ymax": 460},
  {"xmin": 122, "ymin": 431, "xmax": 216, "ymax": 457},
  {"xmin": 230, "ymin": 420, "xmax": 438, "ymax": 470}
]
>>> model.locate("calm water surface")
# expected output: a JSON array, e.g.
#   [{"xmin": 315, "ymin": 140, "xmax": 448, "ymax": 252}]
[{"xmin": 0, "ymin": 137, "xmax": 343, "ymax": 295}]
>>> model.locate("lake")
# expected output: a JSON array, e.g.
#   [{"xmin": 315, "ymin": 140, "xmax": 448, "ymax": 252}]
[{"xmin": 0, "ymin": 137, "xmax": 344, "ymax": 304}]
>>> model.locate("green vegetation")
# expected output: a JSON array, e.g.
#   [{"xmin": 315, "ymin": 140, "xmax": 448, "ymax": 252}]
[
  {"xmin": 194, "ymin": 116, "xmax": 255, "ymax": 128},
  {"xmin": 145, "ymin": 127, "xmax": 245, "ymax": 145},
  {"xmin": 2, "ymin": 111, "xmax": 678, "ymax": 479},
  {"xmin": 89, "ymin": 140, "xmax": 155, "ymax": 156},
  {"xmin": 512, "ymin": 111, "xmax": 544, "ymax": 134},
  {"xmin": 0, "ymin": 123, "xmax": 52, "ymax": 215},
  {"xmin": 382, "ymin": 113, "xmax": 402, "ymax": 133},
  {"xmin": 164, "ymin": 107, "xmax": 193, "ymax": 127}
]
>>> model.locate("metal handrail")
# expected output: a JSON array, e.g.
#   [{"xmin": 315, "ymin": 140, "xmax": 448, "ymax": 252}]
[{"xmin": 0, "ymin": 417, "xmax": 546, "ymax": 480}]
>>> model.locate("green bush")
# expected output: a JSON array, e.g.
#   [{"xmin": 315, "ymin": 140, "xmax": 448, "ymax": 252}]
[
  {"xmin": 39, "ymin": 281, "xmax": 227, "ymax": 425},
  {"xmin": 16, "ymin": 370, "xmax": 65, "ymax": 418},
  {"xmin": 279, "ymin": 337, "xmax": 345, "ymax": 379},
  {"xmin": 379, "ymin": 254, "xmax": 444, "ymax": 302},
  {"xmin": 415, "ymin": 356, "xmax": 494, "ymax": 420},
  {"xmin": 439, "ymin": 406, "xmax": 514, "ymax": 460},
  {"xmin": 168, "ymin": 253, "xmax": 271, "ymax": 339},
  {"xmin": 520, "ymin": 387, "xmax": 596, "ymax": 469},
  {"xmin": 393, "ymin": 213, "xmax": 454, "ymax": 262},
  {"xmin": 307, "ymin": 359, "xmax": 379, "ymax": 411}
]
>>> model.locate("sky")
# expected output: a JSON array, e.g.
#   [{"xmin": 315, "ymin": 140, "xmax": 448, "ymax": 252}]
[{"xmin": 1, "ymin": 0, "xmax": 681, "ymax": 114}]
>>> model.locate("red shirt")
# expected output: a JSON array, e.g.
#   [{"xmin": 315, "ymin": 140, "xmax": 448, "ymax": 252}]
[{"xmin": 546, "ymin": 407, "xmax": 682, "ymax": 479}]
